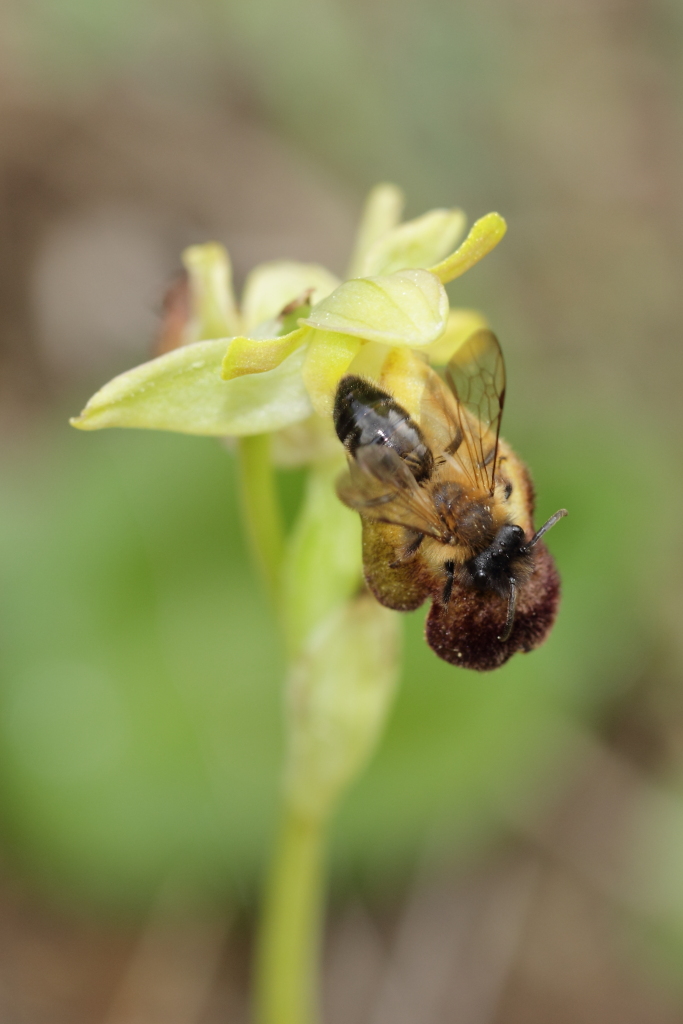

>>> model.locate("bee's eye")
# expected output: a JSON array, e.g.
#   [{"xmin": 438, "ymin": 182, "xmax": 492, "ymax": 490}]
[{"xmin": 504, "ymin": 481, "xmax": 513, "ymax": 500}]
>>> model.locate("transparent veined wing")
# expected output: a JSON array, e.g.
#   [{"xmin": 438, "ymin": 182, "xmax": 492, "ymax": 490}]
[
  {"xmin": 337, "ymin": 444, "xmax": 443, "ymax": 537},
  {"xmin": 443, "ymin": 328, "xmax": 506, "ymax": 494}
]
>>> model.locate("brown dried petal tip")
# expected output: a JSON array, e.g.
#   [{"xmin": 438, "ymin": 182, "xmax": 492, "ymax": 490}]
[{"xmin": 153, "ymin": 271, "xmax": 191, "ymax": 356}]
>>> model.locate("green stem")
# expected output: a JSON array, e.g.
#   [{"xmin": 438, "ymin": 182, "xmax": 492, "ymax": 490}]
[
  {"xmin": 234, "ymin": 436, "xmax": 338, "ymax": 1023},
  {"xmin": 236, "ymin": 434, "xmax": 285, "ymax": 608},
  {"xmin": 255, "ymin": 808, "xmax": 326, "ymax": 1024},
  {"xmin": 234, "ymin": 434, "xmax": 327, "ymax": 1022}
]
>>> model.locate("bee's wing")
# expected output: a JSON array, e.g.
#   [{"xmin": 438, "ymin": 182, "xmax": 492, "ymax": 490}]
[
  {"xmin": 337, "ymin": 444, "xmax": 444, "ymax": 538},
  {"xmin": 419, "ymin": 372, "xmax": 467, "ymax": 471},
  {"xmin": 441, "ymin": 328, "xmax": 506, "ymax": 494}
]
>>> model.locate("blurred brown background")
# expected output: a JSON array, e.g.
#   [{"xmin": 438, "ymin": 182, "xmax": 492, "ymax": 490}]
[{"xmin": 2, "ymin": 0, "xmax": 683, "ymax": 1021}]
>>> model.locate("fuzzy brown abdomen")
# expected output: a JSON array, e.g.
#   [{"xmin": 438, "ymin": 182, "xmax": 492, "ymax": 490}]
[{"xmin": 425, "ymin": 542, "xmax": 561, "ymax": 670}]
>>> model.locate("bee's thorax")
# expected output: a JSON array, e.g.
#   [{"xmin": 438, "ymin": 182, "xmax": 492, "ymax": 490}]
[{"xmin": 430, "ymin": 481, "xmax": 496, "ymax": 549}]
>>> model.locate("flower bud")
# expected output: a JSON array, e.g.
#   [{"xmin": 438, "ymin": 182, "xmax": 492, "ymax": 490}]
[
  {"xmin": 283, "ymin": 592, "xmax": 400, "ymax": 821},
  {"xmin": 281, "ymin": 456, "xmax": 362, "ymax": 655}
]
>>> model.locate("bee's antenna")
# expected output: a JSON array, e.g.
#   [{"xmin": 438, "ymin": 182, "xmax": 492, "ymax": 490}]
[
  {"xmin": 528, "ymin": 508, "xmax": 568, "ymax": 550},
  {"xmin": 499, "ymin": 580, "xmax": 517, "ymax": 642}
]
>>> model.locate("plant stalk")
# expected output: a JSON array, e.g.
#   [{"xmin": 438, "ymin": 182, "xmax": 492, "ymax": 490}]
[
  {"xmin": 235, "ymin": 433, "xmax": 327, "ymax": 1023},
  {"xmin": 254, "ymin": 808, "xmax": 326, "ymax": 1024},
  {"xmin": 236, "ymin": 434, "xmax": 285, "ymax": 608}
]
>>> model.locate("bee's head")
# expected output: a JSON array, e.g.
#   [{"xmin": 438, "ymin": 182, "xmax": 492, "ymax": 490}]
[
  {"xmin": 466, "ymin": 523, "xmax": 527, "ymax": 592},
  {"xmin": 428, "ymin": 510, "xmax": 567, "ymax": 670}
]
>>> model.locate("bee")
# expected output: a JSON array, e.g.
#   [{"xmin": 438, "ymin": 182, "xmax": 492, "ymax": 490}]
[{"xmin": 333, "ymin": 330, "xmax": 566, "ymax": 671}]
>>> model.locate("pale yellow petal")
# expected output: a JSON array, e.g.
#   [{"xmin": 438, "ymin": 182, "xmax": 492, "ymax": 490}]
[
  {"xmin": 358, "ymin": 208, "xmax": 466, "ymax": 277},
  {"xmin": 347, "ymin": 182, "xmax": 405, "ymax": 278},
  {"xmin": 222, "ymin": 326, "xmax": 309, "ymax": 379},
  {"xmin": 429, "ymin": 212, "xmax": 507, "ymax": 284},
  {"xmin": 345, "ymin": 340, "xmax": 391, "ymax": 384},
  {"xmin": 424, "ymin": 308, "xmax": 489, "ymax": 365},
  {"xmin": 301, "ymin": 269, "xmax": 448, "ymax": 348},
  {"xmin": 241, "ymin": 261, "xmax": 340, "ymax": 331},
  {"xmin": 182, "ymin": 243, "xmax": 241, "ymax": 340},
  {"xmin": 71, "ymin": 339, "xmax": 312, "ymax": 436},
  {"xmin": 301, "ymin": 330, "xmax": 362, "ymax": 416},
  {"xmin": 378, "ymin": 347, "xmax": 429, "ymax": 421}
]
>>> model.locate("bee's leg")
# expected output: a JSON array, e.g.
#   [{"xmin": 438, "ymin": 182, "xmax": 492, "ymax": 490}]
[
  {"xmin": 445, "ymin": 427, "xmax": 463, "ymax": 456},
  {"xmin": 442, "ymin": 559, "xmax": 455, "ymax": 605},
  {"xmin": 389, "ymin": 530, "xmax": 424, "ymax": 568},
  {"xmin": 498, "ymin": 579, "xmax": 518, "ymax": 642}
]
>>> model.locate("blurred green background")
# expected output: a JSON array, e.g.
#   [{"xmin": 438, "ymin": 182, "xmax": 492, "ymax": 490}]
[
  {"xmin": 0, "ymin": 408, "xmax": 665, "ymax": 909},
  {"xmin": 2, "ymin": 0, "xmax": 683, "ymax": 1020}
]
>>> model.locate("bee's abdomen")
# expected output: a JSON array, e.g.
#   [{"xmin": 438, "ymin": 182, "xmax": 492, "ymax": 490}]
[{"xmin": 334, "ymin": 375, "xmax": 434, "ymax": 482}]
